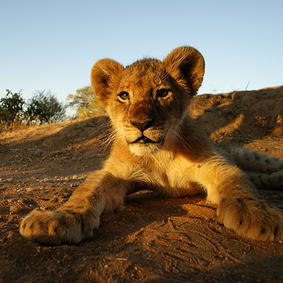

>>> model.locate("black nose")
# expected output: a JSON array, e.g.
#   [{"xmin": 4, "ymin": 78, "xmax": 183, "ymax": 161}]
[{"xmin": 130, "ymin": 119, "xmax": 155, "ymax": 131}]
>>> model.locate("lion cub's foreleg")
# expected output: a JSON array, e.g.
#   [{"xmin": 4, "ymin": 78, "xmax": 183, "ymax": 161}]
[
  {"xmin": 20, "ymin": 170, "xmax": 129, "ymax": 245},
  {"xmin": 201, "ymin": 158, "xmax": 283, "ymax": 241}
]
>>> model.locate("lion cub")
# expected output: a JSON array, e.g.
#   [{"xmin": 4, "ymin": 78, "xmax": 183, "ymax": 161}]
[{"xmin": 20, "ymin": 46, "xmax": 283, "ymax": 245}]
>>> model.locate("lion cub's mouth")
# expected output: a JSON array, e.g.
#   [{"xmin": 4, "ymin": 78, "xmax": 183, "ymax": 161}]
[
  {"xmin": 132, "ymin": 136, "xmax": 157, "ymax": 144},
  {"xmin": 129, "ymin": 135, "xmax": 165, "ymax": 156}
]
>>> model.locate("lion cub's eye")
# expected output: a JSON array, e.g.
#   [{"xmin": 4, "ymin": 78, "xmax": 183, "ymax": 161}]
[
  {"xmin": 118, "ymin": 92, "xmax": 129, "ymax": 102},
  {"xmin": 156, "ymin": 89, "xmax": 170, "ymax": 98}
]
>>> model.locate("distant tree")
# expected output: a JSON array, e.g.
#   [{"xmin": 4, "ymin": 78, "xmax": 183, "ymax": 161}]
[
  {"xmin": 0, "ymin": 89, "xmax": 25, "ymax": 124},
  {"xmin": 67, "ymin": 86, "xmax": 106, "ymax": 118},
  {"xmin": 25, "ymin": 90, "xmax": 66, "ymax": 123}
]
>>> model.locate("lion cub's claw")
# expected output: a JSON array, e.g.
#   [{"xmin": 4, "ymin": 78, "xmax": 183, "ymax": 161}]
[
  {"xmin": 217, "ymin": 197, "xmax": 283, "ymax": 241},
  {"xmin": 20, "ymin": 210, "xmax": 85, "ymax": 245}
]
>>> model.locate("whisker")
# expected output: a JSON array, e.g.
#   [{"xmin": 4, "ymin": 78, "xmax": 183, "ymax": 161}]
[
  {"xmin": 160, "ymin": 72, "xmax": 170, "ymax": 83},
  {"xmin": 172, "ymin": 127, "xmax": 196, "ymax": 154}
]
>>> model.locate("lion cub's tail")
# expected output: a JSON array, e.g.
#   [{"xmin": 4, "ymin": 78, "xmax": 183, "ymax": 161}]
[{"xmin": 218, "ymin": 144, "xmax": 283, "ymax": 190}]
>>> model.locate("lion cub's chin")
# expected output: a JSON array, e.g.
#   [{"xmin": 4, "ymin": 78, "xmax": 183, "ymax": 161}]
[{"xmin": 129, "ymin": 143, "xmax": 162, "ymax": 156}]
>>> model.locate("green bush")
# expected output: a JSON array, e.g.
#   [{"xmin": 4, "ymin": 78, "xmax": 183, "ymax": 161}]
[
  {"xmin": 25, "ymin": 90, "xmax": 66, "ymax": 124},
  {"xmin": 0, "ymin": 90, "xmax": 25, "ymax": 125}
]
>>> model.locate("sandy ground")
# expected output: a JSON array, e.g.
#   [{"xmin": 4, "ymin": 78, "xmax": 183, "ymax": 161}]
[{"xmin": 1, "ymin": 86, "xmax": 283, "ymax": 283}]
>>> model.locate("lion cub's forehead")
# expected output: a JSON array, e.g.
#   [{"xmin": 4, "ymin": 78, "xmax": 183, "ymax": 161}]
[{"xmin": 121, "ymin": 58, "xmax": 167, "ymax": 89}]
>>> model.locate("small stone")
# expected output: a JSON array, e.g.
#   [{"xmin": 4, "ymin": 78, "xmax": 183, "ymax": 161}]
[
  {"xmin": 63, "ymin": 254, "xmax": 69, "ymax": 260},
  {"xmin": 116, "ymin": 204, "xmax": 127, "ymax": 212},
  {"xmin": 10, "ymin": 206, "xmax": 21, "ymax": 214}
]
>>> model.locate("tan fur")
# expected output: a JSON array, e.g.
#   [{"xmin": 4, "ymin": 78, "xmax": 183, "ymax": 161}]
[{"xmin": 20, "ymin": 46, "xmax": 283, "ymax": 245}]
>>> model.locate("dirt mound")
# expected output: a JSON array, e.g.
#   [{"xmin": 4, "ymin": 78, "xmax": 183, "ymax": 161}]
[
  {"xmin": 190, "ymin": 85, "xmax": 283, "ymax": 143},
  {"xmin": 1, "ymin": 86, "xmax": 283, "ymax": 282}
]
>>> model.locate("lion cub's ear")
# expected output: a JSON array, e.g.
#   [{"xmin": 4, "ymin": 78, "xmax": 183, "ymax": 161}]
[
  {"xmin": 91, "ymin": 59, "xmax": 124, "ymax": 107},
  {"xmin": 163, "ymin": 46, "xmax": 205, "ymax": 96}
]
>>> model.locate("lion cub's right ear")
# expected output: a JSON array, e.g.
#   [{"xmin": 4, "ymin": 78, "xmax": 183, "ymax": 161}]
[{"xmin": 91, "ymin": 59, "xmax": 124, "ymax": 107}]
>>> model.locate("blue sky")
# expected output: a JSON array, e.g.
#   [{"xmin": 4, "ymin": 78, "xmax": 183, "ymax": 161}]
[{"xmin": 1, "ymin": 0, "xmax": 283, "ymax": 103}]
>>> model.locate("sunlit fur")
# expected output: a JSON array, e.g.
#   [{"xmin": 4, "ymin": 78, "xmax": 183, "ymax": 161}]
[{"xmin": 20, "ymin": 46, "xmax": 283, "ymax": 245}]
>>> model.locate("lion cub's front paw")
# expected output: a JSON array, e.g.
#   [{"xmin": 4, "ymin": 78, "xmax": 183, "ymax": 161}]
[
  {"xmin": 20, "ymin": 210, "xmax": 85, "ymax": 245},
  {"xmin": 217, "ymin": 196, "xmax": 283, "ymax": 241}
]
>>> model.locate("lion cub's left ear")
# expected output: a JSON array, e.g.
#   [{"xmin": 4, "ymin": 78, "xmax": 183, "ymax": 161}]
[
  {"xmin": 91, "ymin": 59, "xmax": 124, "ymax": 107},
  {"xmin": 163, "ymin": 46, "xmax": 205, "ymax": 96}
]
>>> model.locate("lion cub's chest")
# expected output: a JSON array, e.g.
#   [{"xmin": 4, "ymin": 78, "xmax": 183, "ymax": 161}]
[{"xmin": 141, "ymin": 153, "xmax": 202, "ymax": 197}]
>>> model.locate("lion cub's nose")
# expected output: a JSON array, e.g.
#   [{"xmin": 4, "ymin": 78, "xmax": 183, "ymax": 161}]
[{"xmin": 130, "ymin": 119, "xmax": 155, "ymax": 131}]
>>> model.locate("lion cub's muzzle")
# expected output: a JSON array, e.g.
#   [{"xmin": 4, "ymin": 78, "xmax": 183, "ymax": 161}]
[
  {"xmin": 130, "ymin": 118, "xmax": 164, "ymax": 144},
  {"xmin": 130, "ymin": 118, "xmax": 155, "ymax": 132},
  {"xmin": 125, "ymin": 118, "xmax": 166, "ymax": 156},
  {"xmin": 130, "ymin": 119, "xmax": 159, "ymax": 144}
]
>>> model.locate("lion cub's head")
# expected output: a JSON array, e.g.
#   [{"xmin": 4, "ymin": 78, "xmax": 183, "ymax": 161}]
[{"xmin": 90, "ymin": 46, "xmax": 205, "ymax": 156}]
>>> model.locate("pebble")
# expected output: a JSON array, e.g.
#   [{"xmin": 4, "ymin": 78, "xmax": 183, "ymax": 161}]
[
  {"xmin": 117, "ymin": 204, "xmax": 127, "ymax": 212},
  {"xmin": 26, "ymin": 188, "xmax": 35, "ymax": 192},
  {"xmin": 10, "ymin": 206, "xmax": 21, "ymax": 214}
]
